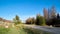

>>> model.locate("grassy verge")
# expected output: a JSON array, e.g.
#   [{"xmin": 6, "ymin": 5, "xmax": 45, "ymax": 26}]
[
  {"xmin": 0, "ymin": 24, "xmax": 26, "ymax": 34},
  {"xmin": 0, "ymin": 24, "xmax": 54, "ymax": 34},
  {"xmin": 0, "ymin": 26, "xmax": 10, "ymax": 34}
]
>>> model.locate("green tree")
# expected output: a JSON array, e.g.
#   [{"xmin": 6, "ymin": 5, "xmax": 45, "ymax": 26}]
[
  {"xmin": 35, "ymin": 14, "xmax": 41, "ymax": 25},
  {"xmin": 13, "ymin": 15, "xmax": 21, "ymax": 25},
  {"xmin": 35, "ymin": 14, "xmax": 46, "ymax": 26},
  {"xmin": 39, "ymin": 16, "xmax": 46, "ymax": 26}
]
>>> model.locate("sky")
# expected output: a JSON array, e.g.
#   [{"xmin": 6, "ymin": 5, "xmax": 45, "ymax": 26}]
[{"xmin": 0, "ymin": 0, "xmax": 60, "ymax": 22}]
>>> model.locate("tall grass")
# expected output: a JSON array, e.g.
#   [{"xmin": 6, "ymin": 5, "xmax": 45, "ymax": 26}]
[
  {"xmin": 0, "ymin": 24, "xmax": 53, "ymax": 34},
  {"xmin": 0, "ymin": 26, "xmax": 10, "ymax": 34}
]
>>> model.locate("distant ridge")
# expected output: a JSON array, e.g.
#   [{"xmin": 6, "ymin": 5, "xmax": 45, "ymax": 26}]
[{"xmin": 0, "ymin": 18, "xmax": 12, "ymax": 23}]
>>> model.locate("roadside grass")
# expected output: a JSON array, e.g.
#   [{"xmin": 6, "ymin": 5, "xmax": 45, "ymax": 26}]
[
  {"xmin": 7, "ymin": 26, "xmax": 27, "ymax": 34},
  {"xmin": 0, "ymin": 26, "xmax": 10, "ymax": 34},
  {"xmin": 0, "ymin": 24, "xmax": 27, "ymax": 34},
  {"xmin": 0, "ymin": 24, "xmax": 53, "ymax": 34}
]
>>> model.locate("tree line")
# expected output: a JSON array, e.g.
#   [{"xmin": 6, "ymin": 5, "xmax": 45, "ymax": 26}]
[
  {"xmin": 26, "ymin": 14, "xmax": 46, "ymax": 26},
  {"xmin": 25, "ymin": 13, "xmax": 60, "ymax": 27},
  {"xmin": 13, "ymin": 13, "xmax": 60, "ymax": 27},
  {"xmin": 13, "ymin": 6, "xmax": 60, "ymax": 27}
]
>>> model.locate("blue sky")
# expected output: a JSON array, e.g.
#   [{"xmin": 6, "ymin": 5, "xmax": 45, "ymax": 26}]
[{"xmin": 0, "ymin": 0, "xmax": 60, "ymax": 22}]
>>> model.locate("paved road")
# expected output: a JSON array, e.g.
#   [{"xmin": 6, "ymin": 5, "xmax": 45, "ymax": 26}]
[{"xmin": 24, "ymin": 25, "xmax": 60, "ymax": 34}]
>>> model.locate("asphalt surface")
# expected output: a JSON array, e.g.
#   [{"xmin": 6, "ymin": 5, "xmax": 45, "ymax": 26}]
[{"xmin": 24, "ymin": 25, "xmax": 60, "ymax": 34}]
